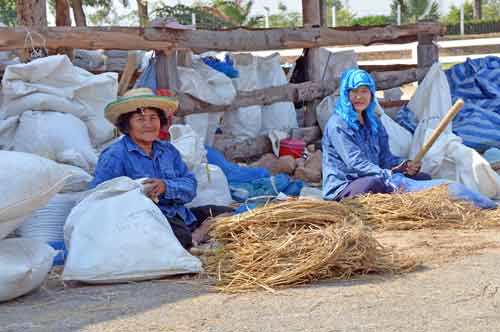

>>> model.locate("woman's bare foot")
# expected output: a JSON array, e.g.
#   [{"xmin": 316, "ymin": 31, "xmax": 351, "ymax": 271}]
[{"xmin": 192, "ymin": 219, "xmax": 215, "ymax": 246}]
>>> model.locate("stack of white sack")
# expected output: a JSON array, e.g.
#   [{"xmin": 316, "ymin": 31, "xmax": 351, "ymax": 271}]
[
  {"xmin": 178, "ymin": 58, "xmax": 235, "ymax": 146},
  {"xmin": 62, "ymin": 177, "xmax": 202, "ymax": 283},
  {"xmin": 0, "ymin": 152, "xmax": 68, "ymax": 302},
  {"xmin": 1, "ymin": 54, "xmax": 118, "ymax": 146},
  {"xmin": 169, "ymin": 124, "xmax": 233, "ymax": 207},
  {"xmin": 223, "ymin": 53, "xmax": 298, "ymax": 139}
]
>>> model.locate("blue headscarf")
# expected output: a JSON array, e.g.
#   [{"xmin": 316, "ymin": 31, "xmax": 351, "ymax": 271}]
[{"xmin": 335, "ymin": 68, "xmax": 378, "ymax": 137}]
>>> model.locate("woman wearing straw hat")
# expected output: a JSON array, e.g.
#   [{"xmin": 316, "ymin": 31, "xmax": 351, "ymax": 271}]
[
  {"xmin": 322, "ymin": 69, "xmax": 431, "ymax": 201},
  {"xmin": 91, "ymin": 88, "xmax": 231, "ymax": 249}
]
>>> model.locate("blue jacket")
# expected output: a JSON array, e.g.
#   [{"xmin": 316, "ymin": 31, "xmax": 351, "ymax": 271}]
[
  {"xmin": 91, "ymin": 135, "xmax": 198, "ymax": 226},
  {"xmin": 322, "ymin": 69, "xmax": 404, "ymax": 200}
]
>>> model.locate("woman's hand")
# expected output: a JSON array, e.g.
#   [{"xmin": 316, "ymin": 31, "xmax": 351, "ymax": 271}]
[
  {"xmin": 142, "ymin": 178, "xmax": 166, "ymax": 199},
  {"xmin": 404, "ymin": 160, "xmax": 421, "ymax": 176}
]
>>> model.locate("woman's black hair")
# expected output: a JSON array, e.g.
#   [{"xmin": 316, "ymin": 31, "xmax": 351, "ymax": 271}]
[{"xmin": 116, "ymin": 107, "xmax": 167, "ymax": 134}]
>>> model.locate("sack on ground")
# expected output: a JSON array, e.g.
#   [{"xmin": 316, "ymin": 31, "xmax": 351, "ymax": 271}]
[
  {"xmin": 62, "ymin": 177, "xmax": 202, "ymax": 283},
  {"xmin": 169, "ymin": 124, "xmax": 207, "ymax": 170},
  {"xmin": 187, "ymin": 164, "xmax": 233, "ymax": 208},
  {"xmin": 13, "ymin": 111, "xmax": 97, "ymax": 172},
  {"xmin": 59, "ymin": 164, "xmax": 93, "ymax": 193},
  {"xmin": 0, "ymin": 151, "xmax": 68, "ymax": 239},
  {"xmin": 0, "ymin": 238, "xmax": 55, "ymax": 302},
  {"xmin": 16, "ymin": 192, "xmax": 85, "ymax": 243}
]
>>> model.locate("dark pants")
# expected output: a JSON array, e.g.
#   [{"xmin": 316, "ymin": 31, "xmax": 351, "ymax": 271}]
[
  {"xmin": 337, "ymin": 172, "xmax": 432, "ymax": 200},
  {"xmin": 169, "ymin": 205, "xmax": 234, "ymax": 250}
]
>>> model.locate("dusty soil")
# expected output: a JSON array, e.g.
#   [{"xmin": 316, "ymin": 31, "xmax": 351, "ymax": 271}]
[{"xmin": 2, "ymin": 229, "xmax": 500, "ymax": 332}]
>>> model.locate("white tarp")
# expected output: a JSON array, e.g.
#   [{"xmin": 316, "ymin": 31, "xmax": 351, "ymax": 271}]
[
  {"xmin": 0, "ymin": 238, "xmax": 55, "ymax": 302},
  {"xmin": 62, "ymin": 177, "xmax": 202, "ymax": 283},
  {"xmin": 391, "ymin": 63, "xmax": 500, "ymax": 198},
  {"xmin": 1, "ymin": 55, "xmax": 117, "ymax": 145}
]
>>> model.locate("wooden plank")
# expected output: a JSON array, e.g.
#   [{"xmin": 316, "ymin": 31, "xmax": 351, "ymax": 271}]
[
  {"xmin": 177, "ymin": 67, "xmax": 428, "ymax": 116},
  {"xmin": 417, "ymin": 34, "xmax": 439, "ymax": 70},
  {"xmin": 117, "ymin": 52, "xmax": 137, "ymax": 96},
  {"xmin": 16, "ymin": 0, "xmax": 47, "ymax": 61},
  {"xmin": 0, "ymin": 23, "xmax": 445, "ymax": 52},
  {"xmin": 156, "ymin": 50, "xmax": 179, "ymax": 90},
  {"xmin": 52, "ymin": 0, "xmax": 74, "ymax": 60}
]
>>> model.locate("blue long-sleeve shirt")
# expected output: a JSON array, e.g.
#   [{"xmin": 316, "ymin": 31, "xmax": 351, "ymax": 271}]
[
  {"xmin": 91, "ymin": 135, "xmax": 198, "ymax": 226},
  {"xmin": 322, "ymin": 112, "xmax": 404, "ymax": 200}
]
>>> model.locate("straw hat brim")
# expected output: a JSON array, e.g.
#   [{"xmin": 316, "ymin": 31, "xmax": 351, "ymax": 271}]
[{"xmin": 105, "ymin": 95, "xmax": 179, "ymax": 125}]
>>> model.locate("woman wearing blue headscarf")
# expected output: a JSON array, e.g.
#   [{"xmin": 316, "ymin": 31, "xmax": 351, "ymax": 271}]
[{"xmin": 322, "ymin": 68, "xmax": 430, "ymax": 201}]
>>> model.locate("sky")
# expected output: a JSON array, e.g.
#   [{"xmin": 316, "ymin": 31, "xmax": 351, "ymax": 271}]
[{"xmin": 163, "ymin": 0, "xmax": 466, "ymax": 16}]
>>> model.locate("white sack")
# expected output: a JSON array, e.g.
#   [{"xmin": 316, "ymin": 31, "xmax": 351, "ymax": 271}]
[
  {"xmin": 17, "ymin": 192, "xmax": 84, "ymax": 243},
  {"xmin": 13, "ymin": 111, "xmax": 97, "ymax": 172},
  {"xmin": 185, "ymin": 113, "xmax": 222, "ymax": 147},
  {"xmin": 59, "ymin": 164, "xmax": 93, "ymax": 193},
  {"xmin": 318, "ymin": 49, "xmax": 358, "ymax": 81},
  {"xmin": 187, "ymin": 164, "xmax": 233, "ymax": 208},
  {"xmin": 0, "ymin": 238, "xmax": 55, "ymax": 302},
  {"xmin": 62, "ymin": 177, "xmax": 202, "ymax": 283},
  {"xmin": 223, "ymin": 54, "xmax": 262, "ymax": 139},
  {"xmin": 0, "ymin": 115, "xmax": 18, "ymax": 150},
  {"xmin": 407, "ymin": 63, "xmax": 500, "ymax": 198},
  {"xmin": 0, "ymin": 152, "xmax": 68, "ymax": 239},
  {"xmin": 1, "ymin": 55, "xmax": 117, "ymax": 145},
  {"xmin": 317, "ymin": 96, "xmax": 335, "ymax": 133},
  {"xmin": 169, "ymin": 124, "xmax": 207, "ymax": 170},
  {"xmin": 258, "ymin": 53, "xmax": 298, "ymax": 134},
  {"xmin": 178, "ymin": 59, "xmax": 236, "ymax": 106}
]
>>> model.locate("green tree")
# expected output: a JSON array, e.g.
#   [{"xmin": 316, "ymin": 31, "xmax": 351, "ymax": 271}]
[
  {"xmin": 351, "ymin": 15, "xmax": 394, "ymax": 26},
  {"xmin": 267, "ymin": 1, "xmax": 301, "ymax": 27},
  {"xmin": 325, "ymin": 0, "xmax": 355, "ymax": 26},
  {"xmin": 390, "ymin": 0, "xmax": 440, "ymax": 24},
  {"xmin": 483, "ymin": 0, "xmax": 500, "ymax": 19},
  {"xmin": 441, "ymin": 2, "xmax": 473, "ymax": 24},
  {"xmin": 0, "ymin": 0, "xmax": 16, "ymax": 26},
  {"xmin": 212, "ymin": 0, "xmax": 262, "ymax": 27}
]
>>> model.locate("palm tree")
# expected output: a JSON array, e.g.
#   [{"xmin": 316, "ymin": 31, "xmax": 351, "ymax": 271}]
[
  {"xmin": 212, "ymin": 0, "xmax": 262, "ymax": 27},
  {"xmin": 390, "ymin": 0, "xmax": 440, "ymax": 24}
]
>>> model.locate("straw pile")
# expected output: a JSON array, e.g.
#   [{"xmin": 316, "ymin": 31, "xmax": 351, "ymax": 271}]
[
  {"xmin": 343, "ymin": 185, "xmax": 491, "ymax": 230},
  {"xmin": 207, "ymin": 200, "xmax": 417, "ymax": 292}
]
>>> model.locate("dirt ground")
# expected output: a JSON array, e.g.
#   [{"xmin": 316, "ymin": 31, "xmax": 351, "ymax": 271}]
[{"xmin": 2, "ymin": 229, "xmax": 500, "ymax": 332}]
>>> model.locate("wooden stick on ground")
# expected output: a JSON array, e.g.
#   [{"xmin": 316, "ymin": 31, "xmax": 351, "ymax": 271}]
[{"xmin": 413, "ymin": 98, "xmax": 464, "ymax": 163}]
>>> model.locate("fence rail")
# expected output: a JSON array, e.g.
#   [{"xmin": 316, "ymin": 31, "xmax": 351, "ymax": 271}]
[{"xmin": 447, "ymin": 20, "xmax": 500, "ymax": 35}]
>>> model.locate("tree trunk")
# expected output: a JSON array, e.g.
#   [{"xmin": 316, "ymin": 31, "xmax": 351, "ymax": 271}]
[
  {"xmin": 53, "ymin": 0, "xmax": 74, "ymax": 60},
  {"xmin": 473, "ymin": 0, "xmax": 482, "ymax": 20},
  {"xmin": 71, "ymin": 0, "xmax": 87, "ymax": 27},
  {"xmin": 16, "ymin": 0, "xmax": 48, "ymax": 61},
  {"xmin": 137, "ymin": 0, "xmax": 149, "ymax": 28}
]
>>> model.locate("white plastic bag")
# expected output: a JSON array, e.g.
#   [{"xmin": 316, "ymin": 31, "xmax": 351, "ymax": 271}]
[
  {"xmin": 187, "ymin": 164, "xmax": 233, "ymax": 208},
  {"xmin": 0, "ymin": 151, "xmax": 68, "ymax": 239},
  {"xmin": 258, "ymin": 53, "xmax": 298, "ymax": 134},
  {"xmin": 169, "ymin": 124, "xmax": 207, "ymax": 170},
  {"xmin": 1, "ymin": 55, "xmax": 117, "ymax": 145},
  {"xmin": 62, "ymin": 177, "xmax": 202, "ymax": 283},
  {"xmin": 13, "ymin": 111, "xmax": 97, "ymax": 172},
  {"xmin": 17, "ymin": 192, "xmax": 84, "ymax": 243},
  {"xmin": 0, "ymin": 238, "xmax": 55, "ymax": 302},
  {"xmin": 407, "ymin": 63, "xmax": 500, "ymax": 198},
  {"xmin": 223, "ymin": 54, "xmax": 262, "ymax": 139}
]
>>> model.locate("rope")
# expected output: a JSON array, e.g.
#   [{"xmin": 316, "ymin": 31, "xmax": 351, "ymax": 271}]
[{"xmin": 23, "ymin": 27, "xmax": 48, "ymax": 60}]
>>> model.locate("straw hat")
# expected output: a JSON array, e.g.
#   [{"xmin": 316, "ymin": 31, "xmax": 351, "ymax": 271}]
[{"xmin": 105, "ymin": 88, "xmax": 179, "ymax": 125}]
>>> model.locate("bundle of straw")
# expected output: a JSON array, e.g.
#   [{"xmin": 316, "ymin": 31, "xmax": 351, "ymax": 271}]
[
  {"xmin": 207, "ymin": 200, "xmax": 417, "ymax": 292},
  {"xmin": 343, "ymin": 185, "xmax": 489, "ymax": 230}
]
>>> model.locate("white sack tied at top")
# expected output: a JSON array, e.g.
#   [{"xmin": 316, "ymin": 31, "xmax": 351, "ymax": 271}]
[
  {"xmin": 1, "ymin": 54, "xmax": 117, "ymax": 145},
  {"xmin": 406, "ymin": 63, "xmax": 500, "ymax": 198}
]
